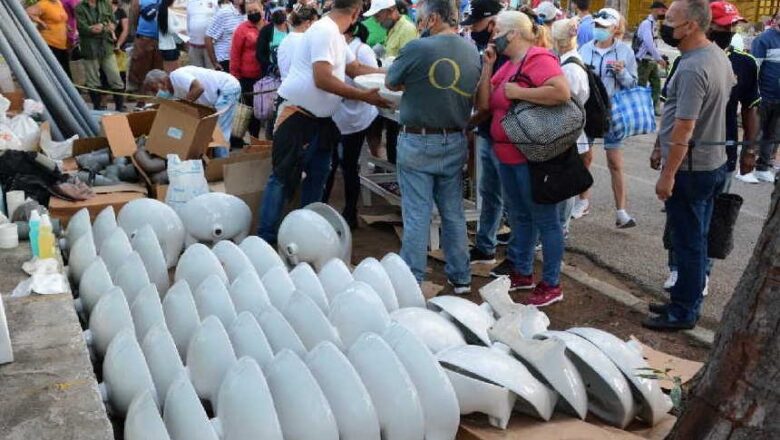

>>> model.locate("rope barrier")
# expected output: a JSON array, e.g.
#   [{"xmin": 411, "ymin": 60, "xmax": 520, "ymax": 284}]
[{"xmin": 75, "ymin": 84, "xmax": 279, "ymax": 99}]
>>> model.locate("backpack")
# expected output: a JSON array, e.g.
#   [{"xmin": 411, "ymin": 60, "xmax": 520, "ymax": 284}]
[
  {"xmin": 563, "ymin": 57, "xmax": 612, "ymax": 139},
  {"xmin": 631, "ymin": 19, "xmax": 648, "ymax": 53}
]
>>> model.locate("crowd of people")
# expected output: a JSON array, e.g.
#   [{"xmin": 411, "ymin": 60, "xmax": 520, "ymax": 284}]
[{"xmin": 26, "ymin": 0, "xmax": 780, "ymax": 332}]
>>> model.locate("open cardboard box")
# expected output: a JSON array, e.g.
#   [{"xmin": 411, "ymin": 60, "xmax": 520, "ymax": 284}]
[
  {"xmin": 223, "ymin": 139, "xmax": 273, "ymax": 232},
  {"xmin": 48, "ymin": 184, "xmax": 147, "ymax": 227},
  {"xmin": 146, "ymin": 100, "xmax": 220, "ymax": 160}
]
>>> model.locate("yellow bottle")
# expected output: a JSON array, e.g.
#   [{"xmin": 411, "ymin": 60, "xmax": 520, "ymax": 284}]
[{"xmin": 38, "ymin": 214, "xmax": 55, "ymax": 259}]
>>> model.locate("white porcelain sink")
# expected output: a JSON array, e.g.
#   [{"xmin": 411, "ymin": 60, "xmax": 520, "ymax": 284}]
[{"xmin": 354, "ymin": 73, "xmax": 403, "ymax": 107}]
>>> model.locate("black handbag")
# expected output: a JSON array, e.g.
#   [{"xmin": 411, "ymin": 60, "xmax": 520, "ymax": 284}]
[{"xmin": 527, "ymin": 145, "xmax": 593, "ymax": 205}]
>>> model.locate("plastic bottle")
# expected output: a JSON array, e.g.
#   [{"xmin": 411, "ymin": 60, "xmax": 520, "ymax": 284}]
[
  {"xmin": 29, "ymin": 210, "xmax": 40, "ymax": 257},
  {"xmin": 38, "ymin": 214, "xmax": 55, "ymax": 259}
]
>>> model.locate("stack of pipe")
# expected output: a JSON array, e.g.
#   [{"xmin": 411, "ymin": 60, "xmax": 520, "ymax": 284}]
[{"xmin": 0, "ymin": 0, "xmax": 99, "ymax": 140}]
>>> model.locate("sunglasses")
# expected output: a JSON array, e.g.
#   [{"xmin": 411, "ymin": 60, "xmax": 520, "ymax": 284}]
[{"xmin": 593, "ymin": 11, "xmax": 618, "ymax": 21}]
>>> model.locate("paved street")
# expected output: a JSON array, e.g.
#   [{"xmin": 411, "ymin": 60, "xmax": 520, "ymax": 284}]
[{"xmin": 565, "ymin": 132, "xmax": 774, "ymax": 325}]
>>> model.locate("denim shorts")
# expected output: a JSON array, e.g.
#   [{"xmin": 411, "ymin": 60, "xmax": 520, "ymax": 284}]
[{"xmin": 160, "ymin": 49, "xmax": 180, "ymax": 62}]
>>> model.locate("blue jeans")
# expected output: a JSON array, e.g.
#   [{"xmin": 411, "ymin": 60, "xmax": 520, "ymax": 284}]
[
  {"xmin": 257, "ymin": 132, "xmax": 332, "ymax": 244},
  {"xmin": 396, "ymin": 132, "xmax": 470, "ymax": 285},
  {"xmin": 499, "ymin": 163, "xmax": 564, "ymax": 286},
  {"xmin": 474, "ymin": 134, "xmax": 504, "ymax": 255},
  {"xmin": 213, "ymin": 86, "xmax": 242, "ymax": 158},
  {"xmin": 665, "ymin": 165, "xmax": 726, "ymax": 322}
]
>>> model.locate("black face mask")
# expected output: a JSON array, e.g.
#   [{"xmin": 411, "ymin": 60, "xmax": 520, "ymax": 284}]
[
  {"xmin": 657, "ymin": 14, "xmax": 665, "ymax": 20},
  {"xmin": 471, "ymin": 29, "xmax": 492, "ymax": 49},
  {"xmin": 493, "ymin": 33, "xmax": 510, "ymax": 55},
  {"xmin": 248, "ymin": 12, "xmax": 262, "ymax": 23},
  {"xmin": 707, "ymin": 30, "xmax": 735, "ymax": 50},
  {"xmin": 660, "ymin": 23, "xmax": 682, "ymax": 48}
]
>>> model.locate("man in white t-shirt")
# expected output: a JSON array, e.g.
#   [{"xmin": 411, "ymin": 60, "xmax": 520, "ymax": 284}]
[
  {"xmin": 257, "ymin": 0, "xmax": 390, "ymax": 244},
  {"xmin": 187, "ymin": 0, "xmax": 218, "ymax": 68},
  {"xmin": 143, "ymin": 66, "xmax": 241, "ymax": 157}
]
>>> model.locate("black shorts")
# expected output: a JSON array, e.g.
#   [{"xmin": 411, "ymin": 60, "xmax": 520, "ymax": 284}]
[{"xmin": 160, "ymin": 49, "xmax": 180, "ymax": 62}]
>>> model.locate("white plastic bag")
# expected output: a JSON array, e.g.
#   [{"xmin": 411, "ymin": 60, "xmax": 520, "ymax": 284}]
[
  {"xmin": 7, "ymin": 100, "xmax": 43, "ymax": 151},
  {"xmin": 165, "ymin": 154, "xmax": 209, "ymax": 215},
  {"xmin": 39, "ymin": 121, "xmax": 77, "ymax": 160}
]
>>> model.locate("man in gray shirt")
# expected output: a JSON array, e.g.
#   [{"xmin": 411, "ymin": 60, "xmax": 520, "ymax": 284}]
[
  {"xmin": 645, "ymin": 0, "xmax": 734, "ymax": 331},
  {"xmin": 385, "ymin": 0, "xmax": 480, "ymax": 294}
]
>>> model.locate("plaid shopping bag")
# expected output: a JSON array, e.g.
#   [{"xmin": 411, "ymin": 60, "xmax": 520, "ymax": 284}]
[{"xmin": 607, "ymin": 86, "xmax": 656, "ymax": 142}]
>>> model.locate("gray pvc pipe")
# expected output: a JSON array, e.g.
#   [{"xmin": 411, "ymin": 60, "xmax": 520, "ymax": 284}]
[{"xmin": 4, "ymin": 0, "xmax": 98, "ymax": 135}]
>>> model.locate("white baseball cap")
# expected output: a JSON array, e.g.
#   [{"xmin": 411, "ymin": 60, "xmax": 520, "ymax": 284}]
[
  {"xmin": 593, "ymin": 8, "xmax": 621, "ymax": 28},
  {"xmin": 534, "ymin": 1, "xmax": 561, "ymax": 23},
  {"xmin": 363, "ymin": 0, "xmax": 395, "ymax": 17}
]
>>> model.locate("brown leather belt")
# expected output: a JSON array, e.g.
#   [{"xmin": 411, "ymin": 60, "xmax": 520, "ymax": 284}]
[{"xmin": 402, "ymin": 126, "xmax": 465, "ymax": 135}]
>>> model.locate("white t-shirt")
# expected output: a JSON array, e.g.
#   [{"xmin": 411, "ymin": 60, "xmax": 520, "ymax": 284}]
[
  {"xmin": 277, "ymin": 31, "xmax": 305, "ymax": 81},
  {"xmin": 277, "ymin": 16, "xmax": 356, "ymax": 118},
  {"xmin": 333, "ymin": 39, "xmax": 379, "ymax": 134},
  {"xmin": 187, "ymin": 0, "xmax": 218, "ymax": 45},
  {"xmin": 170, "ymin": 66, "xmax": 240, "ymax": 106},
  {"xmin": 560, "ymin": 51, "xmax": 590, "ymax": 154}
]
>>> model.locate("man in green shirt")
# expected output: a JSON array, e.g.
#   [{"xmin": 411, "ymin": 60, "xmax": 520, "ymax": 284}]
[
  {"xmin": 362, "ymin": 16, "xmax": 388, "ymax": 47},
  {"xmin": 76, "ymin": 0, "xmax": 125, "ymax": 110},
  {"xmin": 363, "ymin": 0, "xmax": 417, "ymax": 57}
]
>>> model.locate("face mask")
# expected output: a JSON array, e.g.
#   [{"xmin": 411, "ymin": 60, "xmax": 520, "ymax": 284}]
[
  {"xmin": 380, "ymin": 18, "xmax": 395, "ymax": 29},
  {"xmin": 493, "ymin": 33, "xmax": 510, "ymax": 55},
  {"xmin": 247, "ymin": 12, "xmax": 262, "ymax": 23},
  {"xmin": 660, "ymin": 23, "xmax": 683, "ymax": 47},
  {"xmin": 657, "ymin": 14, "xmax": 665, "ymax": 20},
  {"xmin": 593, "ymin": 27, "xmax": 611, "ymax": 42},
  {"xmin": 707, "ymin": 30, "xmax": 735, "ymax": 50},
  {"xmin": 420, "ymin": 28, "xmax": 431, "ymax": 38},
  {"xmin": 156, "ymin": 90, "xmax": 173, "ymax": 99},
  {"xmin": 471, "ymin": 29, "xmax": 492, "ymax": 48}
]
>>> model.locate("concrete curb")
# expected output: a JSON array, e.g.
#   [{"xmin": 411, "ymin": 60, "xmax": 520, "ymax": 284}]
[{"xmin": 561, "ymin": 262, "xmax": 715, "ymax": 347}]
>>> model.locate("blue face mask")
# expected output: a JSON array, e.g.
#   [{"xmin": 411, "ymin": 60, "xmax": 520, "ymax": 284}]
[
  {"xmin": 156, "ymin": 90, "xmax": 173, "ymax": 99},
  {"xmin": 593, "ymin": 27, "xmax": 611, "ymax": 42}
]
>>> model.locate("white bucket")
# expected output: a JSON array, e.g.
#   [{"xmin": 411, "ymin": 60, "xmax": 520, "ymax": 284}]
[
  {"xmin": 0, "ymin": 223, "xmax": 19, "ymax": 249},
  {"xmin": 5, "ymin": 191, "xmax": 25, "ymax": 220}
]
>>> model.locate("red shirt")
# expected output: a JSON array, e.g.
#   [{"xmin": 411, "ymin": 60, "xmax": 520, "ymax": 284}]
[
  {"xmin": 489, "ymin": 46, "xmax": 563, "ymax": 165},
  {"xmin": 230, "ymin": 21, "xmax": 263, "ymax": 79}
]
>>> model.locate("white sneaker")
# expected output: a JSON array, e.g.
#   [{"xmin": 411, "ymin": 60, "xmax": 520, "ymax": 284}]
[
  {"xmin": 754, "ymin": 170, "xmax": 776, "ymax": 183},
  {"xmin": 735, "ymin": 172, "xmax": 760, "ymax": 184},
  {"xmin": 664, "ymin": 271, "xmax": 678, "ymax": 291},
  {"xmin": 702, "ymin": 276, "xmax": 709, "ymax": 297},
  {"xmin": 570, "ymin": 199, "xmax": 590, "ymax": 219}
]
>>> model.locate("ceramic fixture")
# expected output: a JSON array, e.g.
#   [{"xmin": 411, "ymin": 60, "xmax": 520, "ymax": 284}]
[
  {"xmin": 92, "ymin": 206, "xmax": 118, "ymax": 250},
  {"xmin": 265, "ymin": 349, "xmax": 339, "ymax": 440},
  {"xmin": 130, "ymin": 225, "xmax": 170, "ymax": 294},
  {"xmin": 68, "ymin": 229, "xmax": 96, "ymax": 284},
  {"xmin": 305, "ymin": 341, "xmax": 381, "ymax": 440},
  {"xmin": 213, "ymin": 357, "xmax": 284, "ymax": 440},
  {"xmin": 117, "ymin": 198, "xmax": 185, "ymax": 268},
  {"xmin": 130, "ymin": 284, "xmax": 166, "ymax": 342},
  {"xmin": 328, "ymin": 281, "xmax": 390, "ymax": 348},
  {"xmin": 174, "ymin": 243, "xmax": 228, "ymax": 290},
  {"xmin": 228, "ymin": 270, "xmax": 271, "ymax": 316},
  {"xmin": 429, "ymin": 295, "xmax": 495, "ymax": 346},
  {"xmin": 186, "ymin": 316, "xmax": 237, "ymax": 407},
  {"xmin": 568, "ymin": 327, "xmax": 672, "ymax": 426},
  {"xmin": 354, "ymin": 74, "xmax": 403, "ymax": 106},
  {"xmin": 353, "ymin": 257, "xmax": 399, "ymax": 312},
  {"xmin": 162, "ymin": 280, "xmax": 201, "ymax": 360},
  {"xmin": 227, "ymin": 312, "xmax": 275, "ymax": 368},
  {"xmin": 101, "ymin": 327, "xmax": 158, "ymax": 416},
  {"xmin": 261, "ymin": 265, "xmax": 296, "ymax": 310},
  {"xmin": 114, "ymin": 252, "xmax": 152, "ymax": 305},
  {"xmin": 382, "ymin": 323, "xmax": 460, "ymax": 440},
  {"xmin": 86, "ymin": 286, "xmax": 135, "ymax": 358},
  {"xmin": 283, "ymin": 291, "xmax": 343, "ymax": 350},
  {"xmin": 99, "ymin": 227, "xmax": 133, "ymax": 278},
  {"xmin": 65, "ymin": 208, "xmax": 92, "ymax": 250},
  {"xmin": 193, "ymin": 274, "xmax": 238, "ymax": 329},
  {"xmin": 489, "ymin": 315, "xmax": 588, "ymax": 420},
  {"xmin": 78, "ymin": 257, "xmax": 114, "ymax": 315},
  {"xmin": 537, "ymin": 330, "xmax": 636, "ymax": 428},
  {"xmin": 304, "ymin": 202, "xmax": 352, "ymax": 264},
  {"xmin": 380, "ymin": 253, "xmax": 425, "ymax": 308},
  {"xmin": 124, "ymin": 390, "xmax": 171, "ymax": 440},
  {"xmin": 289, "ymin": 263, "xmax": 330, "ymax": 313},
  {"xmin": 256, "ymin": 306, "xmax": 306, "ymax": 356},
  {"xmin": 212, "ymin": 240, "xmax": 254, "ymax": 282},
  {"xmin": 238, "ymin": 236, "xmax": 286, "ymax": 277},
  {"xmin": 390, "ymin": 307, "xmax": 466, "ymax": 353},
  {"xmin": 318, "ymin": 258, "xmax": 354, "ymax": 302},
  {"xmin": 180, "ymin": 192, "xmax": 251, "ymax": 246},
  {"xmin": 163, "ymin": 371, "xmax": 219, "ymax": 440},
  {"xmin": 444, "ymin": 367, "xmax": 517, "ymax": 429},
  {"xmin": 437, "ymin": 345, "xmax": 557, "ymax": 421},
  {"xmin": 348, "ymin": 333, "xmax": 425, "ymax": 440},
  {"xmin": 478, "ymin": 276, "xmax": 521, "ymax": 318},
  {"xmin": 141, "ymin": 322, "xmax": 187, "ymax": 405},
  {"xmin": 277, "ymin": 205, "xmax": 349, "ymax": 271}
]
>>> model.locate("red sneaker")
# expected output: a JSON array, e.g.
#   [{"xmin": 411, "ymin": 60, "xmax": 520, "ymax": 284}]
[
  {"xmin": 509, "ymin": 273, "xmax": 535, "ymax": 291},
  {"xmin": 521, "ymin": 282, "xmax": 563, "ymax": 307}
]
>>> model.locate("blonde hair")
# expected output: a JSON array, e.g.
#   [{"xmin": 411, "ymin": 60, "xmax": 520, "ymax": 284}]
[
  {"xmin": 552, "ymin": 17, "xmax": 578, "ymax": 53},
  {"xmin": 535, "ymin": 23, "xmax": 552, "ymax": 49},
  {"xmin": 495, "ymin": 10, "xmax": 536, "ymax": 42},
  {"xmin": 615, "ymin": 16, "xmax": 627, "ymax": 40}
]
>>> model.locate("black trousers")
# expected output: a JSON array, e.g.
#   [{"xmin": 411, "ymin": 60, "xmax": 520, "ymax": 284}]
[
  {"xmin": 49, "ymin": 46, "xmax": 72, "ymax": 79},
  {"xmin": 238, "ymin": 77, "xmax": 261, "ymax": 138},
  {"xmin": 323, "ymin": 129, "xmax": 368, "ymax": 224},
  {"xmin": 367, "ymin": 116, "xmax": 400, "ymax": 164},
  {"xmin": 758, "ymin": 100, "xmax": 780, "ymax": 171}
]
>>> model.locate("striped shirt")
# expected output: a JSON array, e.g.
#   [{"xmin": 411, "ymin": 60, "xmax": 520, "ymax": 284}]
[{"xmin": 206, "ymin": 4, "xmax": 245, "ymax": 62}]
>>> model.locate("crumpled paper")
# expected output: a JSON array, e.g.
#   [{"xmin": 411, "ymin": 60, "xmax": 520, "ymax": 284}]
[{"xmin": 12, "ymin": 258, "xmax": 70, "ymax": 297}]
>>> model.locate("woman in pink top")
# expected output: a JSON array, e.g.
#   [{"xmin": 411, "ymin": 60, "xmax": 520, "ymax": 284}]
[{"xmin": 476, "ymin": 10, "xmax": 571, "ymax": 307}]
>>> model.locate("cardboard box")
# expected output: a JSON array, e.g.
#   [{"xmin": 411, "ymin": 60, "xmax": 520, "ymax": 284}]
[
  {"xmin": 146, "ymin": 100, "xmax": 219, "ymax": 160},
  {"xmin": 203, "ymin": 139, "xmax": 272, "ymax": 182},
  {"xmin": 48, "ymin": 184, "xmax": 147, "ymax": 227},
  {"xmin": 224, "ymin": 148, "xmax": 272, "ymax": 233}
]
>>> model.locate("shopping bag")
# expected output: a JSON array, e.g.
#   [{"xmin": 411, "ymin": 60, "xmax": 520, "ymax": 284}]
[
  {"xmin": 253, "ymin": 76, "xmax": 281, "ymax": 121},
  {"xmin": 607, "ymin": 86, "xmax": 656, "ymax": 142}
]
